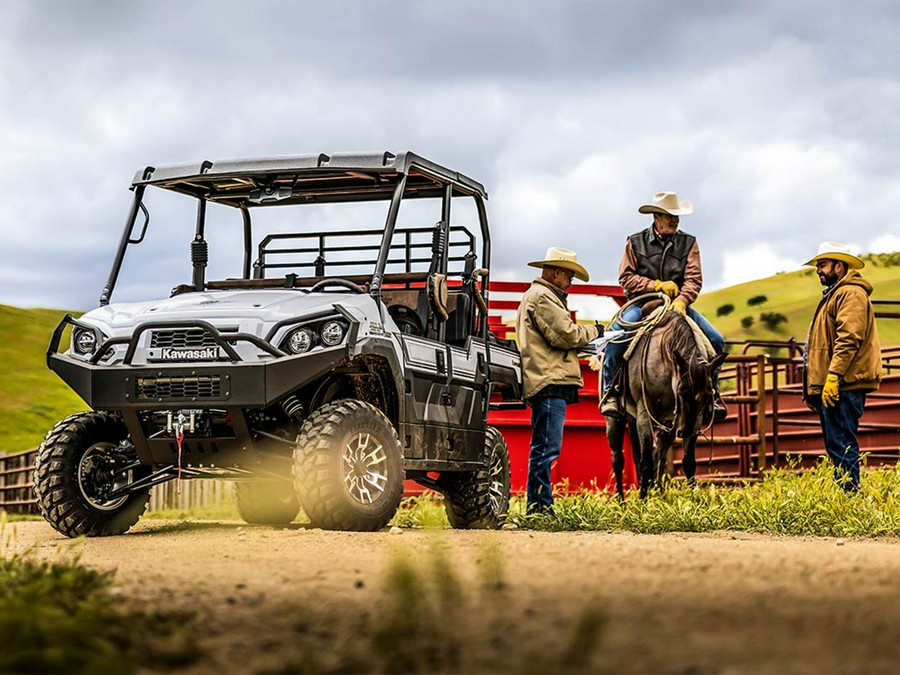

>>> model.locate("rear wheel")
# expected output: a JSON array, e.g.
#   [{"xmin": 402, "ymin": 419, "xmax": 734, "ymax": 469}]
[
  {"xmin": 33, "ymin": 411, "xmax": 150, "ymax": 537},
  {"xmin": 293, "ymin": 400, "xmax": 404, "ymax": 531},
  {"xmin": 441, "ymin": 426, "xmax": 510, "ymax": 529},
  {"xmin": 234, "ymin": 480, "xmax": 301, "ymax": 525}
]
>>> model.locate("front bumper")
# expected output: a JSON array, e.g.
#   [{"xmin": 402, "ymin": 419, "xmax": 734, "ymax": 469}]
[{"xmin": 47, "ymin": 315, "xmax": 350, "ymax": 410}]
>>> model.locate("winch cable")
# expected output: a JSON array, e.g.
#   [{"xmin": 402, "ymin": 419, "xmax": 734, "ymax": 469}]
[{"xmin": 174, "ymin": 415, "xmax": 185, "ymax": 494}]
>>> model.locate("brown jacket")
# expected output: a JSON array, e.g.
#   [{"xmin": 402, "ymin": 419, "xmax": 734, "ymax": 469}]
[
  {"xmin": 515, "ymin": 278, "xmax": 601, "ymax": 400},
  {"xmin": 804, "ymin": 269, "xmax": 882, "ymax": 397}
]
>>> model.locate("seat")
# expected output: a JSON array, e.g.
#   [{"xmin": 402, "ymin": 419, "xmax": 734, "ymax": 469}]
[{"xmin": 445, "ymin": 291, "xmax": 474, "ymax": 346}]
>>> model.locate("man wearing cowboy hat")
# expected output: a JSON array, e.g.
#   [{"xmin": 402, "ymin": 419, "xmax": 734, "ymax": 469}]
[
  {"xmin": 803, "ymin": 241, "xmax": 882, "ymax": 492},
  {"xmin": 516, "ymin": 246, "xmax": 602, "ymax": 513},
  {"xmin": 601, "ymin": 192, "xmax": 726, "ymax": 419}
]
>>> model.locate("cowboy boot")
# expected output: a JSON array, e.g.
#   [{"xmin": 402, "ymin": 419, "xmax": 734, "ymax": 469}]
[{"xmin": 600, "ymin": 365, "xmax": 624, "ymax": 417}]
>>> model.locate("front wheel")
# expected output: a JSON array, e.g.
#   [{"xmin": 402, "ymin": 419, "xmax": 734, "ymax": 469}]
[
  {"xmin": 293, "ymin": 400, "xmax": 404, "ymax": 531},
  {"xmin": 441, "ymin": 426, "xmax": 510, "ymax": 529},
  {"xmin": 33, "ymin": 411, "xmax": 150, "ymax": 537}
]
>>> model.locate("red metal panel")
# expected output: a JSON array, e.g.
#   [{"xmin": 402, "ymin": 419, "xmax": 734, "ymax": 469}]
[{"xmin": 488, "ymin": 358, "xmax": 639, "ymax": 495}]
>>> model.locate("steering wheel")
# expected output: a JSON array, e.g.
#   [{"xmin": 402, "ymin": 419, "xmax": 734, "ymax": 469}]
[{"xmin": 308, "ymin": 279, "xmax": 366, "ymax": 294}]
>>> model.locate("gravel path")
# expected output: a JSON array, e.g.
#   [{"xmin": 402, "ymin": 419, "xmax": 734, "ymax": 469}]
[{"xmin": 6, "ymin": 519, "xmax": 900, "ymax": 673}]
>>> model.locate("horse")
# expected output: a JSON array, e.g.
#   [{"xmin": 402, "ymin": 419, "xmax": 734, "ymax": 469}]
[{"xmin": 605, "ymin": 310, "xmax": 727, "ymax": 499}]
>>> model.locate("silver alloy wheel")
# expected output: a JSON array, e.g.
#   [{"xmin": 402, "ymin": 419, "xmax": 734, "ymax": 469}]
[
  {"xmin": 341, "ymin": 432, "xmax": 389, "ymax": 504},
  {"xmin": 77, "ymin": 443, "xmax": 131, "ymax": 511},
  {"xmin": 488, "ymin": 449, "xmax": 506, "ymax": 513}
]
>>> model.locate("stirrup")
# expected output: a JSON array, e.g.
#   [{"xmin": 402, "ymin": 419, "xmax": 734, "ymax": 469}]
[{"xmin": 712, "ymin": 392, "xmax": 728, "ymax": 422}]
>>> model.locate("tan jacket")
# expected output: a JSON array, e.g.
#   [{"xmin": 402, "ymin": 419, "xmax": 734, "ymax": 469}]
[
  {"xmin": 804, "ymin": 269, "xmax": 882, "ymax": 397},
  {"xmin": 515, "ymin": 278, "xmax": 601, "ymax": 400}
]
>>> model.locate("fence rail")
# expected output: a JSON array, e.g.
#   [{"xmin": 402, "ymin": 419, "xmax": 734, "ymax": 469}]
[{"xmin": 0, "ymin": 450, "xmax": 37, "ymax": 513}]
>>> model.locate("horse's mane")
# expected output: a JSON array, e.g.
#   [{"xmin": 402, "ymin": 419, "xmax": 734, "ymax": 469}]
[{"xmin": 657, "ymin": 312, "xmax": 708, "ymax": 397}]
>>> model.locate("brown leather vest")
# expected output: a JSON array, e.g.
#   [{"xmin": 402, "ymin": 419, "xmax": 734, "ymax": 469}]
[{"xmin": 626, "ymin": 227, "xmax": 696, "ymax": 299}]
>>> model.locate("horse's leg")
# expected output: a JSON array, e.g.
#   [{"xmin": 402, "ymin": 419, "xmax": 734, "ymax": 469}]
[
  {"xmin": 627, "ymin": 420, "xmax": 641, "ymax": 489},
  {"xmin": 681, "ymin": 408, "xmax": 700, "ymax": 485},
  {"xmin": 606, "ymin": 415, "xmax": 627, "ymax": 501},
  {"xmin": 635, "ymin": 409, "xmax": 655, "ymax": 499},
  {"xmin": 655, "ymin": 427, "xmax": 676, "ymax": 490}
]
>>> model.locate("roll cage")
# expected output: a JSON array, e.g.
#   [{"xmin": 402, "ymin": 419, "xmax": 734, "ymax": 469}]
[{"xmin": 102, "ymin": 150, "xmax": 492, "ymax": 305}]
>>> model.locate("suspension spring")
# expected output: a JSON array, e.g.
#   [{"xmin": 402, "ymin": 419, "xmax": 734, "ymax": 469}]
[{"xmin": 282, "ymin": 395, "xmax": 304, "ymax": 422}]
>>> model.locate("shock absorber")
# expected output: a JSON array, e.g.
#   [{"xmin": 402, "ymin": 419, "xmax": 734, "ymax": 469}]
[{"xmin": 282, "ymin": 395, "xmax": 305, "ymax": 423}]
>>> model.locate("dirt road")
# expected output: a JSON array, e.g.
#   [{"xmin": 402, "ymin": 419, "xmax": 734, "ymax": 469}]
[{"xmin": 7, "ymin": 519, "xmax": 900, "ymax": 673}]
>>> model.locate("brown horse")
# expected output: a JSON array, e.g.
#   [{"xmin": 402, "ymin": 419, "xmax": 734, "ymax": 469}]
[{"xmin": 606, "ymin": 312, "xmax": 726, "ymax": 499}]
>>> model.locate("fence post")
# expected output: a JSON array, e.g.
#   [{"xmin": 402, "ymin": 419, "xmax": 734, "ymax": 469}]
[
  {"xmin": 771, "ymin": 360, "xmax": 780, "ymax": 468},
  {"xmin": 756, "ymin": 354, "xmax": 767, "ymax": 475}
]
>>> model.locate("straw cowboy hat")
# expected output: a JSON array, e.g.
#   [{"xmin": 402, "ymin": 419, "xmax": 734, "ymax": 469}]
[
  {"xmin": 638, "ymin": 191, "xmax": 694, "ymax": 216},
  {"xmin": 528, "ymin": 246, "xmax": 590, "ymax": 282},
  {"xmin": 804, "ymin": 241, "xmax": 864, "ymax": 270}
]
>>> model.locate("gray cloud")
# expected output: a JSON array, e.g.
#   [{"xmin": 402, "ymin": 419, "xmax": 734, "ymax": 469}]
[{"xmin": 2, "ymin": 0, "xmax": 899, "ymax": 315}]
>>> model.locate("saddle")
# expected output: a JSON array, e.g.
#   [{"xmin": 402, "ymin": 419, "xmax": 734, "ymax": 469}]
[{"xmin": 600, "ymin": 307, "xmax": 716, "ymax": 421}]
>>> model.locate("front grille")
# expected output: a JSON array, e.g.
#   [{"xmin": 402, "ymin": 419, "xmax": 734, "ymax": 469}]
[
  {"xmin": 150, "ymin": 329, "xmax": 219, "ymax": 349},
  {"xmin": 136, "ymin": 375, "xmax": 223, "ymax": 401}
]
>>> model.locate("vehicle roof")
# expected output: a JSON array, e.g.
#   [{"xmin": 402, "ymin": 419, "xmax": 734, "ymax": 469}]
[{"xmin": 130, "ymin": 151, "xmax": 487, "ymax": 206}]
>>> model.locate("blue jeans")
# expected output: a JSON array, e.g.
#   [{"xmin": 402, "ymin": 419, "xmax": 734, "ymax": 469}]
[
  {"xmin": 602, "ymin": 304, "xmax": 725, "ymax": 393},
  {"xmin": 527, "ymin": 396, "xmax": 568, "ymax": 513},
  {"xmin": 818, "ymin": 389, "xmax": 867, "ymax": 492}
]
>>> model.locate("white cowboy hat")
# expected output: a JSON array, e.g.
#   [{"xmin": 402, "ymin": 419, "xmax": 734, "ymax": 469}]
[
  {"xmin": 638, "ymin": 191, "xmax": 694, "ymax": 216},
  {"xmin": 527, "ymin": 246, "xmax": 590, "ymax": 282},
  {"xmin": 803, "ymin": 241, "xmax": 864, "ymax": 270}
]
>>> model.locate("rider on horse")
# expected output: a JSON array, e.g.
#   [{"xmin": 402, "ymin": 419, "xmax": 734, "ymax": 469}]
[{"xmin": 601, "ymin": 191, "xmax": 728, "ymax": 421}]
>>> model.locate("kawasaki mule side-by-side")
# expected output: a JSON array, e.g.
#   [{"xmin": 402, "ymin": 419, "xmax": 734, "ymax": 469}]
[{"xmin": 35, "ymin": 151, "xmax": 522, "ymax": 536}]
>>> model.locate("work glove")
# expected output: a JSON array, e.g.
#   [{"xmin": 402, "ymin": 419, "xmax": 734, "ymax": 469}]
[
  {"xmin": 654, "ymin": 279, "xmax": 679, "ymax": 298},
  {"xmin": 821, "ymin": 373, "xmax": 841, "ymax": 408},
  {"xmin": 670, "ymin": 298, "xmax": 687, "ymax": 316}
]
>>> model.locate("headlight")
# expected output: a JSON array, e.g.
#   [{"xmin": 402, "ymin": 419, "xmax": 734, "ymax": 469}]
[
  {"xmin": 73, "ymin": 328, "xmax": 97, "ymax": 355},
  {"xmin": 286, "ymin": 327, "xmax": 315, "ymax": 354},
  {"xmin": 320, "ymin": 321, "xmax": 346, "ymax": 347}
]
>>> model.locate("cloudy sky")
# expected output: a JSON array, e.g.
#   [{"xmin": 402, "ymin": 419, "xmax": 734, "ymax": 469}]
[{"xmin": 2, "ymin": 0, "xmax": 899, "ymax": 316}]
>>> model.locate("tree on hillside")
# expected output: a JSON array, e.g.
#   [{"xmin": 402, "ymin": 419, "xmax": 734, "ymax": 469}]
[
  {"xmin": 717, "ymin": 303, "xmax": 735, "ymax": 317},
  {"xmin": 740, "ymin": 316, "xmax": 754, "ymax": 329},
  {"xmin": 747, "ymin": 295, "xmax": 768, "ymax": 307},
  {"xmin": 760, "ymin": 312, "xmax": 788, "ymax": 331}
]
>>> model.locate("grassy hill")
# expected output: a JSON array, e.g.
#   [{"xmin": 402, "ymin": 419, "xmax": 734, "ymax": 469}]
[
  {"xmin": 693, "ymin": 252, "xmax": 900, "ymax": 352},
  {"xmin": 3, "ymin": 253, "xmax": 900, "ymax": 454},
  {"xmin": 0, "ymin": 305, "xmax": 85, "ymax": 454}
]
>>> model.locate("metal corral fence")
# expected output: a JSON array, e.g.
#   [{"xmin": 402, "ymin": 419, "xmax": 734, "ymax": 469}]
[
  {"xmin": 0, "ymin": 449, "xmax": 37, "ymax": 514},
  {"xmin": 672, "ymin": 344, "xmax": 900, "ymax": 481}
]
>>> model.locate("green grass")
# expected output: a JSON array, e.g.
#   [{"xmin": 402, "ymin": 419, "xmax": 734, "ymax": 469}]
[
  {"xmin": 389, "ymin": 493, "xmax": 451, "ymax": 528},
  {"xmin": 0, "ymin": 304, "xmax": 85, "ymax": 453},
  {"xmin": 113, "ymin": 460, "xmax": 900, "ymax": 539},
  {"xmin": 510, "ymin": 460, "xmax": 900, "ymax": 538},
  {"xmin": 0, "ymin": 517, "xmax": 200, "ymax": 673}
]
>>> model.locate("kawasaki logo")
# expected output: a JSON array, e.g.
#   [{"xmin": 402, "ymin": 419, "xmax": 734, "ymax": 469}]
[{"xmin": 160, "ymin": 347, "xmax": 220, "ymax": 360}]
